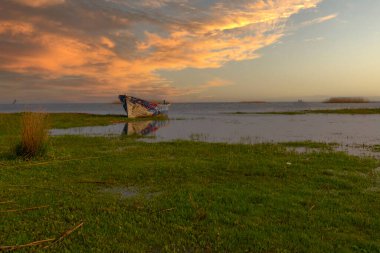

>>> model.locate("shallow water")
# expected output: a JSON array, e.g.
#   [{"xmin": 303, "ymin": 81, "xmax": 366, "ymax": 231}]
[
  {"xmin": 2, "ymin": 102, "xmax": 380, "ymax": 145},
  {"xmin": 51, "ymin": 121, "xmax": 168, "ymax": 137},
  {"xmin": 51, "ymin": 113, "xmax": 380, "ymax": 146}
]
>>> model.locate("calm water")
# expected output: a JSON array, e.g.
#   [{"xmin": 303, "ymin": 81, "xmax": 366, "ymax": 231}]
[{"xmin": 1, "ymin": 102, "xmax": 380, "ymax": 145}]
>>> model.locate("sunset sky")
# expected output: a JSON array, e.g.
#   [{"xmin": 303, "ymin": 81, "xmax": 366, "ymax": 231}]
[{"xmin": 0, "ymin": 0, "xmax": 379, "ymax": 103}]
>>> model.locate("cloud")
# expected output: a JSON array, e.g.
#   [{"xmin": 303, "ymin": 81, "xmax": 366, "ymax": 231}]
[
  {"xmin": 12, "ymin": 0, "xmax": 65, "ymax": 7},
  {"xmin": 201, "ymin": 78, "xmax": 233, "ymax": 89},
  {"xmin": 0, "ymin": 21, "xmax": 35, "ymax": 35},
  {"xmin": 304, "ymin": 36, "xmax": 325, "ymax": 42},
  {"xmin": 0, "ymin": 0, "xmax": 323, "ymax": 101},
  {"xmin": 313, "ymin": 13, "xmax": 338, "ymax": 24},
  {"xmin": 299, "ymin": 13, "xmax": 338, "ymax": 27}
]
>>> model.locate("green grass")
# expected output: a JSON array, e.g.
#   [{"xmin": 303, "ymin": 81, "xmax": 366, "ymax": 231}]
[
  {"xmin": 0, "ymin": 114, "xmax": 379, "ymax": 252},
  {"xmin": 228, "ymin": 108, "xmax": 380, "ymax": 115},
  {"xmin": 281, "ymin": 141, "xmax": 338, "ymax": 150},
  {"xmin": 370, "ymin": 145, "xmax": 380, "ymax": 152},
  {"xmin": 0, "ymin": 113, "xmax": 166, "ymax": 137}
]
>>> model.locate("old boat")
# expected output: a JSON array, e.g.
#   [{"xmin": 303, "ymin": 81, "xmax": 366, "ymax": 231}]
[{"xmin": 118, "ymin": 95, "xmax": 170, "ymax": 118}]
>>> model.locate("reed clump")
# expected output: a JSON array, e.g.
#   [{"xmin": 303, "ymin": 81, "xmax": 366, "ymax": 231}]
[
  {"xmin": 15, "ymin": 112, "xmax": 49, "ymax": 158},
  {"xmin": 324, "ymin": 97, "xmax": 369, "ymax": 103}
]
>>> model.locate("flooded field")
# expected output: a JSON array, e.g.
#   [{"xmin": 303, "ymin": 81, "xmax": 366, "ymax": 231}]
[
  {"xmin": 49, "ymin": 114, "xmax": 380, "ymax": 146},
  {"xmin": 2, "ymin": 102, "xmax": 380, "ymax": 146}
]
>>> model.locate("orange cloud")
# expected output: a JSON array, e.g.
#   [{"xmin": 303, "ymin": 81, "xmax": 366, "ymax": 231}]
[
  {"xmin": 203, "ymin": 78, "xmax": 233, "ymax": 88},
  {"xmin": 0, "ymin": 0, "xmax": 324, "ymax": 101},
  {"xmin": 12, "ymin": 0, "xmax": 65, "ymax": 7},
  {"xmin": 101, "ymin": 37, "xmax": 116, "ymax": 49},
  {"xmin": 0, "ymin": 21, "xmax": 34, "ymax": 35}
]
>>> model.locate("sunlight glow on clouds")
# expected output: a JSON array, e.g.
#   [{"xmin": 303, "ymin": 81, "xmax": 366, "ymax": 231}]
[
  {"xmin": 0, "ymin": 0, "xmax": 327, "ymax": 101},
  {"xmin": 300, "ymin": 13, "xmax": 338, "ymax": 27},
  {"xmin": 13, "ymin": 0, "xmax": 65, "ymax": 7}
]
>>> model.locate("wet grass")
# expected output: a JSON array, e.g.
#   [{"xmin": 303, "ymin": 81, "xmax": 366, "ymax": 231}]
[
  {"xmin": 280, "ymin": 141, "xmax": 338, "ymax": 150},
  {"xmin": 370, "ymin": 145, "xmax": 380, "ymax": 152},
  {"xmin": 0, "ymin": 114, "xmax": 379, "ymax": 252},
  {"xmin": 228, "ymin": 108, "xmax": 380, "ymax": 115}
]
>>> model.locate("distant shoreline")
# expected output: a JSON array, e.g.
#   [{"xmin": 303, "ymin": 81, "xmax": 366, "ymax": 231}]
[
  {"xmin": 324, "ymin": 97, "xmax": 370, "ymax": 103},
  {"xmin": 240, "ymin": 101, "xmax": 267, "ymax": 104},
  {"xmin": 227, "ymin": 108, "xmax": 380, "ymax": 115}
]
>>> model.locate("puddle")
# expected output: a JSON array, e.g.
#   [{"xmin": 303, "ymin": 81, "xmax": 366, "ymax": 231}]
[
  {"xmin": 336, "ymin": 145, "xmax": 380, "ymax": 160},
  {"xmin": 104, "ymin": 187, "xmax": 139, "ymax": 199},
  {"xmin": 286, "ymin": 147, "xmax": 323, "ymax": 154},
  {"xmin": 285, "ymin": 144, "xmax": 380, "ymax": 160},
  {"xmin": 103, "ymin": 186, "xmax": 161, "ymax": 199}
]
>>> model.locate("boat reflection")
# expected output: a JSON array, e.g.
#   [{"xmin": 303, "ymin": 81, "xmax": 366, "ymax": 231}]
[
  {"xmin": 122, "ymin": 120, "xmax": 168, "ymax": 136},
  {"xmin": 50, "ymin": 120, "xmax": 168, "ymax": 137}
]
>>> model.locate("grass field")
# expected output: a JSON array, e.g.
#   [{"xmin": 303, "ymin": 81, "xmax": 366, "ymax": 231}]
[{"xmin": 0, "ymin": 113, "xmax": 379, "ymax": 252}]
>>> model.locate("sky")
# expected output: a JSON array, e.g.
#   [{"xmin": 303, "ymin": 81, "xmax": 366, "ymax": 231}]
[{"xmin": 0, "ymin": 0, "xmax": 379, "ymax": 103}]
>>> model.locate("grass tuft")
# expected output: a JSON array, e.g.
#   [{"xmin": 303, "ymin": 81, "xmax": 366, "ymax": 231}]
[{"xmin": 15, "ymin": 112, "xmax": 49, "ymax": 159}]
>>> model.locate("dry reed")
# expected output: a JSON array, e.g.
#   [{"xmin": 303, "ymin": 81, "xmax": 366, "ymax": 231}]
[{"xmin": 16, "ymin": 112, "xmax": 49, "ymax": 158}]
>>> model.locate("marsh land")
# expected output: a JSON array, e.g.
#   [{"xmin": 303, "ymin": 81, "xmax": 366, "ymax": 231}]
[{"xmin": 0, "ymin": 112, "xmax": 379, "ymax": 252}]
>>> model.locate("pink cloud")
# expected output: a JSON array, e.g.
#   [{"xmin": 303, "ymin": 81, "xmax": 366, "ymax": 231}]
[
  {"xmin": 12, "ymin": 0, "xmax": 65, "ymax": 7},
  {"xmin": 0, "ymin": 0, "xmax": 323, "ymax": 101}
]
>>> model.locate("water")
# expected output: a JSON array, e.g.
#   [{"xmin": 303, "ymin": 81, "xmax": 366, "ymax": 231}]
[
  {"xmin": 1, "ymin": 102, "xmax": 380, "ymax": 117},
  {"xmin": 2, "ymin": 102, "xmax": 380, "ymax": 145}
]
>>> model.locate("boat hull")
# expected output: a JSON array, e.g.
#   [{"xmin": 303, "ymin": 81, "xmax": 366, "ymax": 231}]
[{"xmin": 119, "ymin": 95, "xmax": 169, "ymax": 118}]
